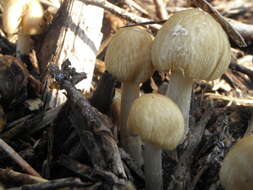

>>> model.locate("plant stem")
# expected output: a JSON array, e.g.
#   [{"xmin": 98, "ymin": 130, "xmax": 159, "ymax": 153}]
[
  {"xmin": 120, "ymin": 82, "xmax": 143, "ymax": 166},
  {"xmin": 165, "ymin": 71, "xmax": 193, "ymax": 138},
  {"xmin": 144, "ymin": 143, "xmax": 162, "ymax": 190}
]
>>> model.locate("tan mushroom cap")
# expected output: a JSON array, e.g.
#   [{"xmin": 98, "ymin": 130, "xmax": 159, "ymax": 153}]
[
  {"xmin": 219, "ymin": 135, "xmax": 253, "ymax": 190},
  {"xmin": 105, "ymin": 26, "xmax": 154, "ymax": 84},
  {"xmin": 3, "ymin": 0, "xmax": 45, "ymax": 35},
  {"xmin": 151, "ymin": 8, "xmax": 231, "ymax": 81},
  {"xmin": 127, "ymin": 93, "xmax": 184, "ymax": 149}
]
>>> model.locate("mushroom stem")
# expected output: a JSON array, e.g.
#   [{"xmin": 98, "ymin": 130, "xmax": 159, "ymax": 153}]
[
  {"xmin": 16, "ymin": 34, "xmax": 33, "ymax": 56},
  {"xmin": 120, "ymin": 82, "xmax": 143, "ymax": 166},
  {"xmin": 143, "ymin": 143, "xmax": 162, "ymax": 190},
  {"xmin": 165, "ymin": 71, "xmax": 193, "ymax": 137}
]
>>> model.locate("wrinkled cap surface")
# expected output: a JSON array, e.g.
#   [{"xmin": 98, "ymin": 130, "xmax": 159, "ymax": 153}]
[
  {"xmin": 105, "ymin": 26, "xmax": 154, "ymax": 84},
  {"xmin": 127, "ymin": 93, "xmax": 184, "ymax": 149},
  {"xmin": 151, "ymin": 8, "xmax": 231, "ymax": 81},
  {"xmin": 219, "ymin": 135, "xmax": 253, "ymax": 190}
]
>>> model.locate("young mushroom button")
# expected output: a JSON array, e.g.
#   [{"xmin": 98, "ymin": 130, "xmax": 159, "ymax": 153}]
[
  {"xmin": 127, "ymin": 93, "xmax": 184, "ymax": 190},
  {"xmin": 151, "ymin": 8, "xmax": 231, "ymax": 138},
  {"xmin": 220, "ymin": 135, "xmax": 253, "ymax": 190},
  {"xmin": 105, "ymin": 26, "xmax": 154, "ymax": 166}
]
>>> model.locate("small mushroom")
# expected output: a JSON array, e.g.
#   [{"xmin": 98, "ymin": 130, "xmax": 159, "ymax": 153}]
[
  {"xmin": 105, "ymin": 26, "xmax": 154, "ymax": 166},
  {"xmin": 151, "ymin": 8, "xmax": 231, "ymax": 137},
  {"xmin": 3, "ymin": 0, "xmax": 45, "ymax": 55},
  {"xmin": 127, "ymin": 93, "xmax": 184, "ymax": 190},
  {"xmin": 220, "ymin": 135, "xmax": 253, "ymax": 190}
]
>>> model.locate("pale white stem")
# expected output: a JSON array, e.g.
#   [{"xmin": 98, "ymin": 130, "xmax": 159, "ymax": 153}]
[
  {"xmin": 120, "ymin": 82, "xmax": 143, "ymax": 167},
  {"xmin": 143, "ymin": 143, "xmax": 163, "ymax": 190},
  {"xmin": 165, "ymin": 71, "xmax": 193, "ymax": 138},
  {"xmin": 16, "ymin": 34, "xmax": 33, "ymax": 56}
]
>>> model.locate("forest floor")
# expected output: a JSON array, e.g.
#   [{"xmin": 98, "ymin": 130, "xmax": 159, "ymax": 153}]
[{"xmin": 0, "ymin": 0, "xmax": 253, "ymax": 190}]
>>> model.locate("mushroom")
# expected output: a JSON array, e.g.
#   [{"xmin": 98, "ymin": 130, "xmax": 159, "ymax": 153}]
[
  {"xmin": 151, "ymin": 8, "xmax": 231, "ymax": 137},
  {"xmin": 105, "ymin": 26, "xmax": 154, "ymax": 166},
  {"xmin": 2, "ymin": 0, "xmax": 45, "ymax": 55},
  {"xmin": 219, "ymin": 135, "xmax": 253, "ymax": 190},
  {"xmin": 127, "ymin": 93, "xmax": 184, "ymax": 190}
]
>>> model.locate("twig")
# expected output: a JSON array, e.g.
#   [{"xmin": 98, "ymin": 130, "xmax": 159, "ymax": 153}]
[
  {"xmin": 89, "ymin": 71, "xmax": 116, "ymax": 114},
  {"xmin": 49, "ymin": 64, "xmax": 127, "ymax": 180},
  {"xmin": 153, "ymin": 0, "xmax": 169, "ymax": 19},
  {"xmin": 81, "ymin": 0, "xmax": 161, "ymax": 29},
  {"xmin": 191, "ymin": 0, "xmax": 246, "ymax": 47},
  {"xmin": 124, "ymin": 0, "xmax": 149, "ymax": 16},
  {"xmin": 167, "ymin": 111, "xmax": 212, "ymax": 190},
  {"xmin": 58, "ymin": 155, "xmax": 127, "ymax": 186},
  {"xmin": 0, "ymin": 105, "xmax": 64, "ymax": 142},
  {"xmin": 7, "ymin": 177, "xmax": 92, "ymax": 190},
  {"xmin": 205, "ymin": 93, "xmax": 253, "ymax": 106},
  {"xmin": 0, "ymin": 138, "xmax": 41, "ymax": 177},
  {"xmin": 227, "ymin": 19, "xmax": 253, "ymax": 45},
  {"xmin": 230, "ymin": 61, "xmax": 253, "ymax": 82},
  {"xmin": 0, "ymin": 168, "xmax": 47, "ymax": 185}
]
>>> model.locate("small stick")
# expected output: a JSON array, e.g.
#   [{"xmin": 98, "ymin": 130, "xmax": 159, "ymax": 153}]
[
  {"xmin": 81, "ymin": 0, "xmax": 161, "ymax": 29},
  {"xmin": 0, "ymin": 138, "xmax": 41, "ymax": 177},
  {"xmin": 153, "ymin": 0, "xmax": 169, "ymax": 19},
  {"xmin": 7, "ymin": 177, "xmax": 92, "ymax": 190},
  {"xmin": 205, "ymin": 93, "xmax": 253, "ymax": 106},
  {"xmin": 124, "ymin": 0, "xmax": 149, "ymax": 16},
  {"xmin": 191, "ymin": 0, "xmax": 246, "ymax": 47},
  {"xmin": 0, "ymin": 168, "xmax": 47, "ymax": 184}
]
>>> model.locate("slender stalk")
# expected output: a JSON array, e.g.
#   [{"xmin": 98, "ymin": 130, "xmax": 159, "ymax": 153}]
[
  {"xmin": 165, "ymin": 71, "xmax": 193, "ymax": 138},
  {"xmin": 143, "ymin": 143, "xmax": 162, "ymax": 190},
  {"xmin": 16, "ymin": 34, "xmax": 33, "ymax": 56},
  {"xmin": 120, "ymin": 82, "xmax": 143, "ymax": 166}
]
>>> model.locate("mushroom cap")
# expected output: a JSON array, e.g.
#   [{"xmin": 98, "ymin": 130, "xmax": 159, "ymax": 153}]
[
  {"xmin": 151, "ymin": 8, "xmax": 231, "ymax": 81},
  {"xmin": 21, "ymin": 0, "xmax": 45, "ymax": 35},
  {"xmin": 219, "ymin": 135, "xmax": 253, "ymax": 190},
  {"xmin": 3, "ymin": 0, "xmax": 45, "ymax": 35},
  {"xmin": 105, "ymin": 26, "xmax": 154, "ymax": 84},
  {"xmin": 127, "ymin": 93, "xmax": 184, "ymax": 149},
  {"xmin": 2, "ymin": 0, "xmax": 30, "ymax": 34}
]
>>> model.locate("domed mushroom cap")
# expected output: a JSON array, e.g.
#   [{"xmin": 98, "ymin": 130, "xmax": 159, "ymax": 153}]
[
  {"xmin": 2, "ymin": 0, "xmax": 30, "ymax": 35},
  {"xmin": 219, "ymin": 135, "xmax": 253, "ymax": 190},
  {"xmin": 127, "ymin": 93, "xmax": 184, "ymax": 149},
  {"xmin": 21, "ymin": 0, "xmax": 45, "ymax": 35},
  {"xmin": 105, "ymin": 26, "xmax": 154, "ymax": 84},
  {"xmin": 3, "ymin": 0, "xmax": 45, "ymax": 35},
  {"xmin": 151, "ymin": 8, "xmax": 231, "ymax": 81}
]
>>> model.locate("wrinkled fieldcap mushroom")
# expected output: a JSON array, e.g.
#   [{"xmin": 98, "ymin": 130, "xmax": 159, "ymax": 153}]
[
  {"xmin": 3, "ymin": 0, "xmax": 45, "ymax": 54},
  {"xmin": 128, "ymin": 93, "xmax": 184, "ymax": 190},
  {"xmin": 151, "ymin": 8, "xmax": 231, "ymax": 137},
  {"xmin": 105, "ymin": 26, "xmax": 154, "ymax": 166},
  {"xmin": 220, "ymin": 135, "xmax": 253, "ymax": 190}
]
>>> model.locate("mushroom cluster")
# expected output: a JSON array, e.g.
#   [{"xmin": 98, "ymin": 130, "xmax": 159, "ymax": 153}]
[
  {"xmin": 2, "ymin": 0, "xmax": 45, "ymax": 55},
  {"xmin": 105, "ymin": 7, "xmax": 231, "ymax": 190}
]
